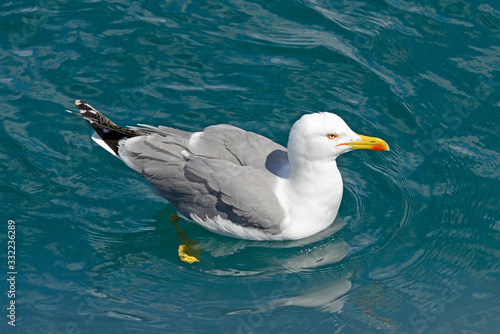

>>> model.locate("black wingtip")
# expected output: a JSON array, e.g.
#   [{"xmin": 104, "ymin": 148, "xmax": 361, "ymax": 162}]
[
  {"xmin": 75, "ymin": 99, "xmax": 95, "ymax": 112},
  {"xmin": 74, "ymin": 99, "xmax": 111, "ymax": 123},
  {"xmin": 70, "ymin": 99, "xmax": 142, "ymax": 155}
]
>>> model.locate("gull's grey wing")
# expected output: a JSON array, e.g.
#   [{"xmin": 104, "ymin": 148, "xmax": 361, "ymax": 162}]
[
  {"xmin": 182, "ymin": 155, "xmax": 286, "ymax": 234},
  {"xmin": 131, "ymin": 123, "xmax": 290, "ymax": 176},
  {"xmin": 188, "ymin": 124, "xmax": 288, "ymax": 171},
  {"xmin": 119, "ymin": 134, "xmax": 286, "ymax": 234},
  {"xmin": 129, "ymin": 124, "xmax": 192, "ymax": 140}
]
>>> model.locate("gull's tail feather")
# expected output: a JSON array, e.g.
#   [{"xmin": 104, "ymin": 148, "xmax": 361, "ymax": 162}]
[{"xmin": 69, "ymin": 100, "xmax": 142, "ymax": 156}]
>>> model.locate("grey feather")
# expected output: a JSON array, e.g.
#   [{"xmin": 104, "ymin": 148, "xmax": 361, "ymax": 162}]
[
  {"xmin": 188, "ymin": 124, "xmax": 287, "ymax": 170},
  {"xmin": 118, "ymin": 124, "xmax": 288, "ymax": 234}
]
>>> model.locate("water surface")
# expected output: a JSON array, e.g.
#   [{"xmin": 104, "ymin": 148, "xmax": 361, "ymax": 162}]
[{"xmin": 1, "ymin": 0, "xmax": 499, "ymax": 333}]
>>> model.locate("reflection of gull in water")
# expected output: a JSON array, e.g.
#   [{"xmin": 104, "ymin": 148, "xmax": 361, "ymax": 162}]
[
  {"xmin": 272, "ymin": 238, "xmax": 351, "ymax": 314},
  {"xmin": 280, "ymin": 240, "xmax": 349, "ymax": 272},
  {"xmin": 197, "ymin": 216, "xmax": 352, "ymax": 314},
  {"xmin": 279, "ymin": 278, "xmax": 352, "ymax": 314},
  {"xmin": 239, "ymin": 272, "xmax": 353, "ymax": 316}
]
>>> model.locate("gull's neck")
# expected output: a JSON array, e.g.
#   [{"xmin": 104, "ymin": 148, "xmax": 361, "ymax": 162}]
[{"xmin": 276, "ymin": 156, "xmax": 343, "ymax": 239}]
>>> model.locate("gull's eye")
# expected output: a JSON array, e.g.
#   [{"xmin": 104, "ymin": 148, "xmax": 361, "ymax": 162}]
[{"xmin": 327, "ymin": 133, "xmax": 338, "ymax": 139}]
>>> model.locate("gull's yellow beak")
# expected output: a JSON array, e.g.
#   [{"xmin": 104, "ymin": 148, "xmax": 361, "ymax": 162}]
[{"xmin": 345, "ymin": 134, "xmax": 390, "ymax": 151}]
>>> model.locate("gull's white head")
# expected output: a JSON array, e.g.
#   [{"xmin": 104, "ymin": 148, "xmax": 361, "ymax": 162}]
[{"xmin": 287, "ymin": 112, "xmax": 389, "ymax": 162}]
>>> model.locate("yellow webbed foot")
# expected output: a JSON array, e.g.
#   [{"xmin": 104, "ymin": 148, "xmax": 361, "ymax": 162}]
[
  {"xmin": 170, "ymin": 214, "xmax": 202, "ymax": 264},
  {"xmin": 178, "ymin": 241, "xmax": 202, "ymax": 264}
]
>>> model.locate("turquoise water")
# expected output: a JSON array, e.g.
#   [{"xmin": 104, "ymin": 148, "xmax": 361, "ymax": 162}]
[{"xmin": 1, "ymin": 0, "xmax": 499, "ymax": 333}]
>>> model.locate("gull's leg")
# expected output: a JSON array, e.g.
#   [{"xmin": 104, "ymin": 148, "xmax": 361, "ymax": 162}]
[{"xmin": 170, "ymin": 214, "xmax": 202, "ymax": 264}]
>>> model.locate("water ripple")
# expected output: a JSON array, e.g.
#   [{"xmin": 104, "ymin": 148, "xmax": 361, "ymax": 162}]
[{"xmin": 1, "ymin": 0, "xmax": 499, "ymax": 332}]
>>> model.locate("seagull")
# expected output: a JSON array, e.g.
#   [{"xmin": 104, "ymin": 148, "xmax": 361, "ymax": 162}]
[{"xmin": 69, "ymin": 100, "xmax": 389, "ymax": 247}]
